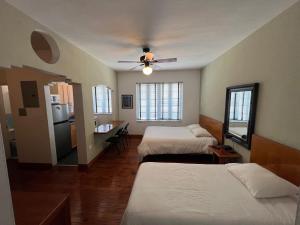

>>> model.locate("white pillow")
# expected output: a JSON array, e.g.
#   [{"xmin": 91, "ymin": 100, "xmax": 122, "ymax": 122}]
[
  {"xmin": 191, "ymin": 127, "xmax": 212, "ymax": 138},
  {"xmin": 187, "ymin": 124, "xmax": 200, "ymax": 130},
  {"xmin": 227, "ymin": 163, "xmax": 299, "ymax": 198}
]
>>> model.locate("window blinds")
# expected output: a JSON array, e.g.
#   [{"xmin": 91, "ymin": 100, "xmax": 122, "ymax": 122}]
[{"xmin": 136, "ymin": 82, "xmax": 183, "ymax": 121}]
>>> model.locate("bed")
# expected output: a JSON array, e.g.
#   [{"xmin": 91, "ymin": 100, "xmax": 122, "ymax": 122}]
[
  {"xmin": 137, "ymin": 115, "xmax": 223, "ymax": 162},
  {"xmin": 121, "ymin": 135, "xmax": 300, "ymax": 225},
  {"xmin": 138, "ymin": 126, "xmax": 217, "ymax": 160}
]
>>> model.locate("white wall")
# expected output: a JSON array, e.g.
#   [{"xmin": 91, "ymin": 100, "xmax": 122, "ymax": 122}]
[
  {"xmin": 1, "ymin": 86, "xmax": 11, "ymax": 114},
  {"xmin": 44, "ymin": 85, "xmax": 57, "ymax": 165},
  {"xmin": 200, "ymin": 2, "xmax": 300, "ymax": 161},
  {"xmin": 118, "ymin": 70, "xmax": 200, "ymax": 135},
  {"xmin": 0, "ymin": 122, "xmax": 15, "ymax": 225}
]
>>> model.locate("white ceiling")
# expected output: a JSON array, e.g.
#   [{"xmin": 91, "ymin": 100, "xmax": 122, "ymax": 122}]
[{"xmin": 6, "ymin": 0, "xmax": 297, "ymax": 71}]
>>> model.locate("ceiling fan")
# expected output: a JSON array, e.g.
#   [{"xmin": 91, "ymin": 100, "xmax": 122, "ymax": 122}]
[{"xmin": 118, "ymin": 47, "xmax": 177, "ymax": 75}]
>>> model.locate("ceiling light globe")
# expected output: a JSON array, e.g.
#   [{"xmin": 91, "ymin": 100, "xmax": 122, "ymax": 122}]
[{"xmin": 143, "ymin": 66, "xmax": 153, "ymax": 76}]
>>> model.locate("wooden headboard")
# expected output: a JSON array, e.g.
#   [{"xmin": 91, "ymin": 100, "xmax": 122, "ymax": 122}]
[
  {"xmin": 199, "ymin": 114, "xmax": 223, "ymax": 144},
  {"xmin": 251, "ymin": 134, "xmax": 300, "ymax": 186}
]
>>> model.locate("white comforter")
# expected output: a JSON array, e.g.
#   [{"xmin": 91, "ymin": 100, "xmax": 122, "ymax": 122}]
[
  {"xmin": 121, "ymin": 163, "xmax": 297, "ymax": 225},
  {"xmin": 138, "ymin": 126, "xmax": 217, "ymax": 160}
]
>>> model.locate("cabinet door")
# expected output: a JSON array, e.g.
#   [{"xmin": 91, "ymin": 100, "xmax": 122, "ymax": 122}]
[
  {"xmin": 62, "ymin": 84, "xmax": 69, "ymax": 104},
  {"xmin": 67, "ymin": 85, "xmax": 74, "ymax": 112},
  {"xmin": 50, "ymin": 85, "xmax": 59, "ymax": 95},
  {"xmin": 57, "ymin": 84, "xmax": 64, "ymax": 104}
]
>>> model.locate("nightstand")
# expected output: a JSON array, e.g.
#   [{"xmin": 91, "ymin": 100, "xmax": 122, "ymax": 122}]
[{"xmin": 209, "ymin": 146, "xmax": 241, "ymax": 164}]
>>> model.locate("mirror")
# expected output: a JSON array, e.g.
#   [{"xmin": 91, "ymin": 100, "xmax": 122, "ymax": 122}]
[{"xmin": 224, "ymin": 83, "xmax": 259, "ymax": 149}]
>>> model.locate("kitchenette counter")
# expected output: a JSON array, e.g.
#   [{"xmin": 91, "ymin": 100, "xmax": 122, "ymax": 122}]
[{"xmin": 94, "ymin": 120, "xmax": 124, "ymax": 134}]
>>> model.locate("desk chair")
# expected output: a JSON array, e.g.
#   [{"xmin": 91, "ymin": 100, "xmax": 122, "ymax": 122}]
[
  {"xmin": 121, "ymin": 123, "xmax": 129, "ymax": 147},
  {"xmin": 106, "ymin": 127, "xmax": 124, "ymax": 153}
]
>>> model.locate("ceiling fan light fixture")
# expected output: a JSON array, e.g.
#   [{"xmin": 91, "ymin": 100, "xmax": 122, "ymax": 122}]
[
  {"xmin": 118, "ymin": 47, "xmax": 177, "ymax": 72},
  {"xmin": 145, "ymin": 52, "xmax": 154, "ymax": 61},
  {"xmin": 142, "ymin": 66, "xmax": 153, "ymax": 76}
]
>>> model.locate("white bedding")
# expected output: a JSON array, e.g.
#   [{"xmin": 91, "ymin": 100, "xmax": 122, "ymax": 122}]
[
  {"xmin": 138, "ymin": 126, "xmax": 217, "ymax": 160},
  {"xmin": 121, "ymin": 163, "xmax": 297, "ymax": 225}
]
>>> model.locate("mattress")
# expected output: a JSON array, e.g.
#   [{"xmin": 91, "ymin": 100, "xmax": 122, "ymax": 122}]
[
  {"xmin": 121, "ymin": 163, "xmax": 297, "ymax": 225},
  {"xmin": 137, "ymin": 126, "xmax": 217, "ymax": 160}
]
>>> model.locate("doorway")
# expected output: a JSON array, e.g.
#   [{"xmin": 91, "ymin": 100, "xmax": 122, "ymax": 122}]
[
  {"xmin": 0, "ymin": 66, "xmax": 87, "ymax": 168},
  {"xmin": 48, "ymin": 82, "xmax": 78, "ymax": 165},
  {"xmin": 0, "ymin": 85, "xmax": 17, "ymax": 159}
]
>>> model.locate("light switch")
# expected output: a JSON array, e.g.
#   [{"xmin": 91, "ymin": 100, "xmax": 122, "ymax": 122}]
[{"xmin": 18, "ymin": 108, "xmax": 27, "ymax": 116}]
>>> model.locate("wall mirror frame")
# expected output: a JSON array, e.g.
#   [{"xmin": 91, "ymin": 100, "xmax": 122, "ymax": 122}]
[{"xmin": 224, "ymin": 83, "xmax": 259, "ymax": 149}]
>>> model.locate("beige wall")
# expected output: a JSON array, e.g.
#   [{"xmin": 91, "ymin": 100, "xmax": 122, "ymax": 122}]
[
  {"xmin": 0, "ymin": 0, "xmax": 118, "ymax": 164},
  {"xmin": 200, "ymin": 2, "xmax": 300, "ymax": 161},
  {"xmin": 6, "ymin": 67, "xmax": 65, "ymax": 164},
  {"xmin": 118, "ymin": 70, "xmax": 200, "ymax": 135}
]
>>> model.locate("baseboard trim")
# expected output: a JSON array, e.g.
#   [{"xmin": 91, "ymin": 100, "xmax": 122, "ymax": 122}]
[
  {"xmin": 18, "ymin": 162, "xmax": 53, "ymax": 170},
  {"xmin": 78, "ymin": 164, "xmax": 89, "ymax": 171},
  {"xmin": 79, "ymin": 135, "xmax": 142, "ymax": 171},
  {"xmin": 78, "ymin": 146, "xmax": 108, "ymax": 171},
  {"xmin": 128, "ymin": 134, "xmax": 143, "ymax": 138}
]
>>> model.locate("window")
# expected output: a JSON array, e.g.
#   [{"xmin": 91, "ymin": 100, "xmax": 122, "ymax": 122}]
[
  {"xmin": 92, "ymin": 85, "xmax": 112, "ymax": 114},
  {"xmin": 229, "ymin": 91, "xmax": 251, "ymax": 121},
  {"xmin": 136, "ymin": 82, "xmax": 183, "ymax": 121}
]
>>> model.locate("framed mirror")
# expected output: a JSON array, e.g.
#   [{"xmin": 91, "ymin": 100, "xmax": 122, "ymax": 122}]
[{"xmin": 224, "ymin": 83, "xmax": 259, "ymax": 149}]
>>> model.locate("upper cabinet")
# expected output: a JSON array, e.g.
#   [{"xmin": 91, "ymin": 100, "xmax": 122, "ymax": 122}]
[{"xmin": 50, "ymin": 83, "xmax": 74, "ymax": 114}]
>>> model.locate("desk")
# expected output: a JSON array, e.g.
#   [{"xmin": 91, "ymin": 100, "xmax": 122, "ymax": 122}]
[
  {"xmin": 94, "ymin": 120, "xmax": 124, "ymax": 134},
  {"xmin": 12, "ymin": 191, "xmax": 71, "ymax": 225}
]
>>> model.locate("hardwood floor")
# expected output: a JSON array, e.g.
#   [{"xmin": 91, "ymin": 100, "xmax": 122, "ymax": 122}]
[{"xmin": 8, "ymin": 137, "xmax": 141, "ymax": 225}]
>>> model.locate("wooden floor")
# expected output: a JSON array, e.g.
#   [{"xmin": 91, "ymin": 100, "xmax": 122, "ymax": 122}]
[{"xmin": 8, "ymin": 137, "xmax": 141, "ymax": 225}]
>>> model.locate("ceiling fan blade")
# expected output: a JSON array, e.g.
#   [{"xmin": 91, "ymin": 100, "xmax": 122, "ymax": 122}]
[
  {"xmin": 152, "ymin": 58, "xmax": 177, "ymax": 63},
  {"xmin": 152, "ymin": 64, "xmax": 162, "ymax": 70},
  {"xmin": 118, "ymin": 60, "xmax": 141, "ymax": 63},
  {"xmin": 129, "ymin": 64, "xmax": 144, "ymax": 71}
]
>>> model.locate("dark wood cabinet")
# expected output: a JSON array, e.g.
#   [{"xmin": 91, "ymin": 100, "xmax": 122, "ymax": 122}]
[
  {"xmin": 209, "ymin": 146, "xmax": 241, "ymax": 164},
  {"xmin": 12, "ymin": 191, "xmax": 71, "ymax": 225}
]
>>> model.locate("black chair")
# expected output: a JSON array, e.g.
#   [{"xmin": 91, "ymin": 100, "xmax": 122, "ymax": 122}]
[
  {"xmin": 121, "ymin": 123, "xmax": 129, "ymax": 147},
  {"xmin": 106, "ymin": 127, "xmax": 124, "ymax": 153}
]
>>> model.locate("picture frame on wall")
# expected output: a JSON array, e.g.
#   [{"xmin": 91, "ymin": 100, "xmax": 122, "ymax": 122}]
[{"xmin": 122, "ymin": 95, "xmax": 133, "ymax": 109}]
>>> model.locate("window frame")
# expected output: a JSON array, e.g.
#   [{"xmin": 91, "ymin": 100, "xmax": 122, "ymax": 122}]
[
  {"xmin": 92, "ymin": 85, "xmax": 112, "ymax": 115},
  {"xmin": 136, "ymin": 82, "xmax": 183, "ymax": 121}
]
